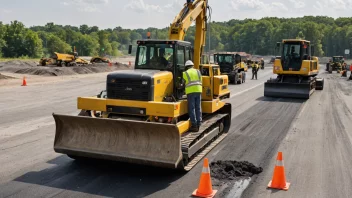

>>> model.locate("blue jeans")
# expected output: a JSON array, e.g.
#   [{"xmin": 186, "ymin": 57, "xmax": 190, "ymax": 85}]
[{"xmin": 187, "ymin": 93, "xmax": 202, "ymax": 127}]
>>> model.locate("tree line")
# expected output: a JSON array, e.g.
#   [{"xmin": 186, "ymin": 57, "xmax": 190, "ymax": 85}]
[{"xmin": 0, "ymin": 16, "xmax": 351, "ymax": 58}]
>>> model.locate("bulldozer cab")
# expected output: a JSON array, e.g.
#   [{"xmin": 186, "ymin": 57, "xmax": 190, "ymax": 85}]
[
  {"xmin": 214, "ymin": 53, "xmax": 236, "ymax": 73},
  {"xmin": 332, "ymin": 56, "xmax": 344, "ymax": 63},
  {"xmin": 281, "ymin": 40, "xmax": 310, "ymax": 71},
  {"xmin": 131, "ymin": 40, "xmax": 194, "ymax": 99}
]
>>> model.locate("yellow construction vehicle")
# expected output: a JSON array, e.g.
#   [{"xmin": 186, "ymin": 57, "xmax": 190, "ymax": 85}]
[
  {"xmin": 52, "ymin": 0, "xmax": 232, "ymax": 171},
  {"xmin": 90, "ymin": 56, "xmax": 111, "ymax": 64},
  {"xmin": 39, "ymin": 47, "xmax": 89, "ymax": 66},
  {"xmin": 264, "ymin": 39, "xmax": 324, "ymax": 99},
  {"xmin": 214, "ymin": 52, "xmax": 247, "ymax": 84}
]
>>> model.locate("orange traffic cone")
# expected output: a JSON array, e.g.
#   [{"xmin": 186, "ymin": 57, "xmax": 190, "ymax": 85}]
[
  {"xmin": 268, "ymin": 152, "xmax": 290, "ymax": 190},
  {"xmin": 108, "ymin": 62, "xmax": 112, "ymax": 67},
  {"xmin": 21, "ymin": 76, "xmax": 27, "ymax": 86},
  {"xmin": 192, "ymin": 158, "xmax": 217, "ymax": 198}
]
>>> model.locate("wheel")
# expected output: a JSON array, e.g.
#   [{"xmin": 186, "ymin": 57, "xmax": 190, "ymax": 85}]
[
  {"xmin": 41, "ymin": 60, "xmax": 46, "ymax": 66},
  {"xmin": 241, "ymin": 72, "xmax": 246, "ymax": 83},
  {"xmin": 315, "ymin": 78, "xmax": 324, "ymax": 90},
  {"xmin": 61, "ymin": 61, "xmax": 66, "ymax": 67},
  {"xmin": 237, "ymin": 75, "xmax": 242, "ymax": 84}
]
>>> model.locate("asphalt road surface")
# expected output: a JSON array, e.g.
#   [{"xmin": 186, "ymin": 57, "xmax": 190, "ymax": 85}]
[{"xmin": 1, "ymin": 65, "xmax": 352, "ymax": 198}]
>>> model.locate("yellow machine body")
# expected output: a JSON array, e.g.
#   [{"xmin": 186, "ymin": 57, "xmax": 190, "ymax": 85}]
[
  {"xmin": 264, "ymin": 39, "xmax": 324, "ymax": 99},
  {"xmin": 53, "ymin": 0, "xmax": 233, "ymax": 171}
]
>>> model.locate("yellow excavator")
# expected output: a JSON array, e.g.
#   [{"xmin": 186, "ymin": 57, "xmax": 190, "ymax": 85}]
[
  {"xmin": 52, "ymin": 0, "xmax": 232, "ymax": 171},
  {"xmin": 264, "ymin": 39, "xmax": 324, "ymax": 99}
]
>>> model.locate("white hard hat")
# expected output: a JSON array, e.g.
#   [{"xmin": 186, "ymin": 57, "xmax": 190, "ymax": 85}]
[{"xmin": 185, "ymin": 60, "xmax": 194, "ymax": 67}]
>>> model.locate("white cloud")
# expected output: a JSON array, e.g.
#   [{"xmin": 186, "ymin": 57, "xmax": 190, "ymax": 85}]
[
  {"xmin": 313, "ymin": 1, "xmax": 324, "ymax": 10},
  {"xmin": 124, "ymin": 0, "xmax": 165, "ymax": 13},
  {"xmin": 312, "ymin": 0, "xmax": 352, "ymax": 10},
  {"xmin": 164, "ymin": 0, "xmax": 184, "ymax": 9},
  {"xmin": 270, "ymin": 2, "xmax": 288, "ymax": 11},
  {"xmin": 289, "ymin": 0, "xmax": 305, "ymax": 9},
  {"xmin": 230, "ymin": 0, "xmax": 265, "ymax": 11},
  {"xmin": 61, "ymin": 0, "xmax": 109, "ymax": 12},
  {"xmin": 0, "ymin": 8, "xmax": 12, "ymax": 14}
]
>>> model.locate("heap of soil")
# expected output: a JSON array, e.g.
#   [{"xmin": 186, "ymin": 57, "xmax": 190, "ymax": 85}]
[
  {"xmin": 0, "ymin": 73, "xmax": 15, "ymax": 79},
  {"xmin": 0, "ymin": 60, "xmax": 131, "ymax": 76},
  {"xmin": 0, "ymin": 60, "xmax": 38, "ymax": 67},
  {"xmin": 210, "ymin": 160, "xmax": 262, "ymax": 181}
]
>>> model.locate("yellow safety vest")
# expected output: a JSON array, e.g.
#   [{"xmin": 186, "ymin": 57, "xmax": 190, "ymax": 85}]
[{"xmin": 183, "ymin": 68, "xmax": 202, "ymax": 94}]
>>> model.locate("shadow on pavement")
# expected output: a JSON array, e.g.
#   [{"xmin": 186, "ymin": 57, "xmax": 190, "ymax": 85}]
[
  {"xmin": 255, "ymin": 96, "xmax": 306, "ymax": 103},
  {"xmin": 12, "ymin": 155, "xmax": 185, "ymax": 197}
]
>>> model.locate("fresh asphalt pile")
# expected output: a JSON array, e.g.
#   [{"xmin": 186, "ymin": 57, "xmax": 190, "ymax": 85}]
[
  {"xmin": 0, "ymin": 60, "xmax": 131, "ymax": 76},
  {"xmin": 210, "ymin": 160, "xmax": 262, "ymax": 184}
]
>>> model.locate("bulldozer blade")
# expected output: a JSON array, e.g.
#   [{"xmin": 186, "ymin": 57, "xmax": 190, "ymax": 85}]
[
  {"xmin": 264, "ymin": 82, "xmax": 313, "ymax": 99},
  {"xmin": 53, "ymin": 114, "xmax": 183, "ymax": 169}
]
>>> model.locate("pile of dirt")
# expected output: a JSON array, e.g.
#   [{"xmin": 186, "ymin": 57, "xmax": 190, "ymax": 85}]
[
  {"xmin": 0, "ymin": 73, "xmax": 15, "ymax": 79},
  {"xmin": 0, "ymin": 60, "xmax": 38, "ymax": 67},
  {"xmin": 210, "ymin": 160, "xmax": 262, "ymax": 181},
  {"xmin": 209, "ymin": 160, "xmax": 262, "ymax": 197},
  {"xmin": 0, "ymin": 61, "xmax": 131, "ymax": 76}
]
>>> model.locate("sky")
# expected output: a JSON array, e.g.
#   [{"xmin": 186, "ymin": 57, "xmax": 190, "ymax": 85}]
[{"xmin": 0, "ymin": 0, "xmax": 351, "ymax": 29}]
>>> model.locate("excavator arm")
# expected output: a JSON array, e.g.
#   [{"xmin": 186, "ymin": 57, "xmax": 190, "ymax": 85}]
[{"xmin": 168, "ymin": 0, "xmax": 208, "ymax": 69}]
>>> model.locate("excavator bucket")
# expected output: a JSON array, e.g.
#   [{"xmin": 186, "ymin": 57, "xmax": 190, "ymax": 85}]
[
  {"xmin": 53, "ymin": 114, "xmax": 183, "ymax": 169},
  {"xmin": 264, "ymin": 82, "xmax": 313, "ymax": 99}
]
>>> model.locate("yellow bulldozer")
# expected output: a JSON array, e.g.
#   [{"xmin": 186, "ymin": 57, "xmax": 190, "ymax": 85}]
[
  {"xmin": 52, "ymin": 0, "xmax": 232, "ymax": 171},
  {"xmin": 90, "ymin": 56, "xmax": 111, "ymax": 64},
  {"xmin": 39, "ymin": 47, "xmax": 89, "ymax": 67},
  {"xmin": 214, "ymin": 52, "xmax": 248, "ymax": 84},
  {"xmin": 264, "ymin": 39, "xmax": 324, "ymax": 99}
]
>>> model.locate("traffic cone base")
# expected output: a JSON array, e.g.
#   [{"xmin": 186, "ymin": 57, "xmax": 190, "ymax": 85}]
[
  {"xmin": 192, "ymin": 158, "xmax": 217, "ymax": 198},
  {"xmin": 268, "ymin": 181, "xmax": 290, "ymax": 191},
  {"xmin": 192, "ymin": 189, "xmax": 217, "ymax": 198},
  {"xmin": 267, "ymin": 152, "xmax": 290, "ymax": 191},
  {"xmin": 21, "ymin": 77, "xmax": 27, "ymax": 86}
]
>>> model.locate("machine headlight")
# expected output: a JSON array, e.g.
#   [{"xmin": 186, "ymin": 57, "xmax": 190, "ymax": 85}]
[
  {"xmin": 302, "ymin": 68, "xmax": 307, "ymax": 71},
  {"xmin": 275, "ymin": 66, "xmax": 280, "ymax": 70},
  {"xmin": 142, "ymin": 81, "xmax": 148, "ymax": 85}
]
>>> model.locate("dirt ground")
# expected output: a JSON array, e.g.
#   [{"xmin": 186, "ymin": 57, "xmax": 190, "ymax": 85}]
[
  {"xmin": 0, "ymin": 73, "xmax": 15, "ymax": 79},
  {"xmin": 0, "ymin": 60, "xmax": 132, "ymax": 77}
]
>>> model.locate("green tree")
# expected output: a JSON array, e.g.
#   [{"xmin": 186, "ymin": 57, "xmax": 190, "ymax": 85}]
[
  {"xmin": 117, "ymin": 31, "xmax": 131, "ymax": 44},
  {"xmin": 75, "ymin": 34, "xmax": 99, "ymax": 56},
  {"xmin": 24, "ymin": 30, "xmax": 43, "ymax": 57},
  {"xmin": 98, "ymin": 31, "xmax": 112, "ymax": 55},
  {"xmin": 80, "ymin": 24, "xmax": 89, "ymax": 34},
  {"xmin": 0, "ymin": 22, "xmax": 6, "ymax": 57},
  {"xmin": 46, "ymin": 34, "xmax": 72, "ymax": 54},
  {"xmin": 2, "ymin": 21, "xmax": 28, "ymax": 57}
]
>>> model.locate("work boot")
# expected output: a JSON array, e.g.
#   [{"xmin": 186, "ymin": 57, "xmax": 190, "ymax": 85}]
[{"xmin": 189, "ymin": 125, "xmax": 199, "ymax": 132}]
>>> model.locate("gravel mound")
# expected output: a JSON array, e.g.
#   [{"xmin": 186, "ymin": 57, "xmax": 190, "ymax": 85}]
[
  {"xmin": 0, "ymin": 60, "xmax": 131, "ymax": 76},
  {"xmin": 0, "ymin": 73, "xmax": 15, "ymax": 79},
  {"xmin": 210, "ymin": 160, "xmax": 262, "ymax": 181}
]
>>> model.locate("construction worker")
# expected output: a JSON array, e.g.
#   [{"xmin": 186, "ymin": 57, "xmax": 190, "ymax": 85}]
[
  {"xmin": 252, "ymin": 61, "xmax": 259, "ymax": 80},
  {"xmin": 341, "ymin": 62, "xmax": 347, "ymax": 77},
  {"xmin": 260, "ymin": 58, "xmax": 265, "ymax": 69},
  {"xmin": 183, "ymin": 60, "xmax": 202, "ymax": 132}
]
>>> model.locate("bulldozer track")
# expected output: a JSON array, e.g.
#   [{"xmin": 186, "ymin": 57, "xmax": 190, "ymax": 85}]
[{"xmin": 181, "ymin": 113, "xmax": 228, "ymax": 171}]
